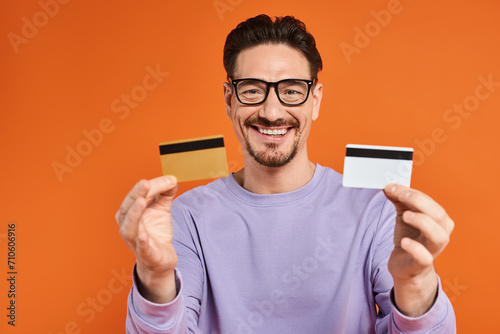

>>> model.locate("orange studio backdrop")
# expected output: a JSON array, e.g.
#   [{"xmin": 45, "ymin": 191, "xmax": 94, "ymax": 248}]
[{"xmin": 1, "ymin": 0, "xmax": 499, "ymax": 332}]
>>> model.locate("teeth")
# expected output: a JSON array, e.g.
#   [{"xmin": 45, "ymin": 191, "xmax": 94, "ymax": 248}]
[{"xmin": 258, "ymin": 128, "xmax": 289, "ymax": 136}]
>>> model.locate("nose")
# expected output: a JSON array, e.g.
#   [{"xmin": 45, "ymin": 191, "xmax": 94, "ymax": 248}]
[{"xmin": 259, "ymin": 86, "xmax": 286, "ymax": 122}]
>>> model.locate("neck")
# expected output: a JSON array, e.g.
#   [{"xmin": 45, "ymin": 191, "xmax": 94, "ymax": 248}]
[{"xmin": 233, "ymin": 150, "xmax": 316, "ymax": 194}]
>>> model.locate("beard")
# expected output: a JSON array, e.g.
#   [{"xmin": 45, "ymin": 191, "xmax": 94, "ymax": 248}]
[{"xmin": 243, "ymin": 116, "xmax": 301, "ymax": 168}]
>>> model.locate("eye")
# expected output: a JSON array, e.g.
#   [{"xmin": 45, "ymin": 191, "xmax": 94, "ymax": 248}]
[
  {"xmin": 237, "ymin": 80, "xmax": 266, "ymax": 97},
  {"xmin": 279, "ymin": 80, "xmax": 307, "ymax": 95},
  {"xmin": 242, "ymin": 88, "xmax": 263, "ymax": 95},
  {"xmin": 283, "ymin": 89, "xmax": 301, "ymax": 95}
]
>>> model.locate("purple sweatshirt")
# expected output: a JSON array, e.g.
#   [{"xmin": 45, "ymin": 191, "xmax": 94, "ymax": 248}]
[{"xmin": 126, "ymin": 164, "xmax": 456, "ymax": 333}]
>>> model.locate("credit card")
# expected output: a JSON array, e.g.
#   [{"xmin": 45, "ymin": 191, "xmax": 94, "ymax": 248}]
[
  {"xmin": 159, "ymin": 135, "xmax": 228, "ymax": 182},
  {"xmin": 342, "ymin": 144, "xmax": 413, "ymax": 189}
]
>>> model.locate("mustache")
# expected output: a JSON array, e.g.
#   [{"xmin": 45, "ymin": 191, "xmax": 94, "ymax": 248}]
[{"xmin": 244, "ymin": 116, "xmax": 299, "ymax": 128}]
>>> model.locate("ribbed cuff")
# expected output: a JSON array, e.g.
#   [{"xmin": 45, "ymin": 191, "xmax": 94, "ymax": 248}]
[
  {"xmin": 130, "ymin": 265, "xmax": 184, "ymax": 329},
  {"xmin": 390, "ymin": 276, "xmax": 452, "ymax": 333}
]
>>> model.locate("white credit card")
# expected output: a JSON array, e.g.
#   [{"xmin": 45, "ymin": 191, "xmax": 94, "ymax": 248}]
[{"xmin": 342, "ymin": 144, "xmax": 414, "ymax": 189}]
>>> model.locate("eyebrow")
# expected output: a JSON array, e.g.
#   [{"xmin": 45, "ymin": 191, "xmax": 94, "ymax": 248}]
[{"xmin": 279, "ymin": 79, "xmax": 304, "ymax": 86}]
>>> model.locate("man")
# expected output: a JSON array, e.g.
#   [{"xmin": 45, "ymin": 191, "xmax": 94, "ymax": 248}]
[{"xmin": 117, "ymin": 15, "xmax": 456, "ymax": 333}]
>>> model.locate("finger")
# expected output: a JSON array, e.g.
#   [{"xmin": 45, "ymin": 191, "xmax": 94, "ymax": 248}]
[
  {"xmin": 145, "ymin": 175, "xmax": 178, "ymax": 201},
  {"xmin": 402, "ymin": 211, "xmax": 450, "ymax": 255},
  {"xmin": 146, "ymin": 176, "xmax": 178, "ymax": 211},
  {"xmin": 400, "ymin": 237, "xmax": 434, "ymax": 267},
  {"xmin": 384, "ymin": 183, "xmax": 450, "ymax": 226},
  {"xmin": 137, "ymin": 221, "xmax": 161, "ymax": 268},
  {"xmin": 119, "ymin": 196, "xmax": 147, "ymax": 244},
  {"xmin": 115, "ymin": 179, "xmax": 150, "ymax": 224},
  {"xmin": 137, "ymin": 220, "xmax": 151, "ymax": 261},
  {"xmin": 383, "ymin": 183, "xmax": 409, "ymax": 212},
  {"xmin": 150, "ymin": 186, "xmax": 179, "ymax": 213}
]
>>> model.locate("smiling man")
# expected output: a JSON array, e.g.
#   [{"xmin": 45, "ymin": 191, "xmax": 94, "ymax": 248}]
[
  {"xmin": 224, "ymin": 42, "xmax": 322, "ymax": 194},
  {"xmin": 117, "ymin": 15, "xmax": 456, "ymax": 333}
]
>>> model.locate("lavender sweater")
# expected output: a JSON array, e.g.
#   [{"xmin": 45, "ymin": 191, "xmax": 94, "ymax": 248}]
[{"xmin": 126, "ymin": 165, "xmax": 456, "ymax": 333}]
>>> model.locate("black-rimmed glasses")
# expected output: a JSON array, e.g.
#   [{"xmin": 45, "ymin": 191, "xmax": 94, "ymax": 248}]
[{"xmin": 230, "ymin": 78, "xmax": 314, "ymax": 105}]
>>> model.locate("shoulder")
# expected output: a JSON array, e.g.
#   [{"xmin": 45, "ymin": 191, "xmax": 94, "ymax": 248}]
[
  {"xmin": 316, "ymin": 164, "xmax": 389, "ymax": 206},
  {"xmin": 172, "ymin": 176, "xmax": 230, "ymax": 213},
  {"xmin": 313, "ymin": 164, "xmax": 396, "ymax": 230}
]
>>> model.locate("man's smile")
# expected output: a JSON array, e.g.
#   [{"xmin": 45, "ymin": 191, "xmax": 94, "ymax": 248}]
[{"xmin": 252, "ymin": 125, "xmax": 292, "ymax": 137}]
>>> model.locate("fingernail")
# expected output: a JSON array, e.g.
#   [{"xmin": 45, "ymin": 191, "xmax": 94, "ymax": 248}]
[
  {"xmin": 399, "ymin": 191, "xmax": 410, "ymax": 201},
  {"xmin": 139, "ymin": 179, "xmax": 148, "ymax": 191},
  {"xmin": 385, "ymin": 184, "xmax": 396, "ymax": 193},
  {"xmin": 166, "ymin": 175, "xmax": 177, "ymax": 185},
  {"xmin": 405, "ymin": 211, "xmax": 415, "ymax": 219}
]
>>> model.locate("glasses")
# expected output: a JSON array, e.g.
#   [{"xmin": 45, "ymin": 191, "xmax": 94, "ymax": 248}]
[{"xmin": 230, "ymin": 78, "xmax": 314, "ymax": 105}]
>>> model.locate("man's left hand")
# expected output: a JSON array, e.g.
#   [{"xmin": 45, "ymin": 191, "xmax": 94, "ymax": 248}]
[{"xmin": 383, "ymin": 183, "xmax": 455, "ymax": 317}]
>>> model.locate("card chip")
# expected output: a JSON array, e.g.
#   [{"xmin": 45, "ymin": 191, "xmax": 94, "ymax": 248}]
[{"xmin": 159, "ymin": 135, "xmax": 228, "ymax": 182}]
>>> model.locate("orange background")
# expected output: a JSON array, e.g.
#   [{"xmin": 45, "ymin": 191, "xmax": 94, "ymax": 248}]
[{"xmin": 1, "ymin": 0, "xmax": 499, "ymax": 332}]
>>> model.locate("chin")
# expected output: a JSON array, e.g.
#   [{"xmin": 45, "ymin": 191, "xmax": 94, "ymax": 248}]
[{"xmin": 247, "ymin": 144, "xmax": 298, "ymax": 168}]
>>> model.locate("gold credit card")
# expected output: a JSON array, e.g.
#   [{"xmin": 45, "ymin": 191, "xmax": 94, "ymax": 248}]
[{"xmin": 159, "ymin": 135, "xmax": 228, "ymax": 182}]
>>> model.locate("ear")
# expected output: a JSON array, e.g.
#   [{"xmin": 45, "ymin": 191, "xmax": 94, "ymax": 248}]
[
  {"xmin": 223, "ymin": 82, "xmax": 234, "ymax": 120},
  {"xmin": 311, "ymin": 82, "xmax": 323, "ymax": 121}
]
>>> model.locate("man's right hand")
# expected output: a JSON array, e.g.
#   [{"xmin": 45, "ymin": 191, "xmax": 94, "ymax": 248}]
[{"xmin": 116, "ymin": 175, "xmax": 179, "ymax": 303}]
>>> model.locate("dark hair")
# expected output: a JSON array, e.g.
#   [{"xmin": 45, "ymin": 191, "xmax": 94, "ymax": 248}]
[{"xmin": 223, "ymin": 14, "xmax": 323, "ymax": 82}]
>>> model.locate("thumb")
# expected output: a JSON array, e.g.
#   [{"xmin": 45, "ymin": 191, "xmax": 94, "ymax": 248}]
[
  {"xmin": 383, "ymin": 183, "xmax": 411, "ymax": 214},
  {"xmin": 148, "ymin": 176, "xmax": 179, "ymax": 211}
]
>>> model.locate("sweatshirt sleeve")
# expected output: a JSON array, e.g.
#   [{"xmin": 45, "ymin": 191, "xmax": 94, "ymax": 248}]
[
  {"xmin": 372, "ymin": 197, "xmax": 456, "ymax": 333},
  {"xmin": 126, "ymin": 268, "xmax": 191, "ymax": 334},
  {"xmin": 125, "ymin": 199, "xmax": 205, "ymax": 334},
  {"xmin": 388, "ymin": 277, "xmax": 456, "ymax": 333}
]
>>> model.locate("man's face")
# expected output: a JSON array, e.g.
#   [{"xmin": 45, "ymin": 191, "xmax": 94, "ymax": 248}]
[{"xmin": 223, "ymin": 44, "xmax": 323, "ymax": 168}]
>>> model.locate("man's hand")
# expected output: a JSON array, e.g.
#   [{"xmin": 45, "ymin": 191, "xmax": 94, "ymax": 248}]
[
  {"xmin": 383, "ymin": 183, "xmax": 454, "ymax": 317},
  {"xmin": 115, "ymin": 175, "xmax": 179, "ymax": 303}
]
